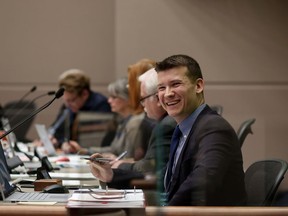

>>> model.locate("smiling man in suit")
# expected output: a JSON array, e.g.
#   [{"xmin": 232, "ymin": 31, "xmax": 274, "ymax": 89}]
[{"xmin": 155, "ymin": 54, "xmax": 246, "ymax": 206}]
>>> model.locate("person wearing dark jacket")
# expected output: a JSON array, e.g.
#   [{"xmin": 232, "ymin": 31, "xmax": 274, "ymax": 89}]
[
  {"xmin": 48, "ymin": 69, "xmax": 111, "ymax": 150},
  {"xmin": 156, "ymin": 54, "xmax": 246, "ymax": 206},
  {"xmin": 89, "ymin": 55, "xmax": 246, "ymax": 206}
]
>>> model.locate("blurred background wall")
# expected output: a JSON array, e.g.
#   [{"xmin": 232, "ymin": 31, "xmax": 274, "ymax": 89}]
[{"xmin": 0, "ymin": 0, "xmax": 288, "ymax": 187}]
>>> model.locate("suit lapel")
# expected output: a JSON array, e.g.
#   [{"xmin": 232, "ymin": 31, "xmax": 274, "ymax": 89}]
[{"xmin": 166, "ymin": 106, "xmax": 212, "ymax": 194}]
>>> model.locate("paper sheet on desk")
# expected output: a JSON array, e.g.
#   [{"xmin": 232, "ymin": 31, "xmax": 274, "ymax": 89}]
[
  {"xmin": 48, "ymin": 155, "xmax": 87, "ymax": 163},
  {"xmin": 55, "ymin": 161, "xmax": 89, "ymax": 168},
  {"xmin": 49, "ymin": 172, "xmax": 95, "ymax": 180},
  {"xmin": 16, "ymin": 202, "xmax": 57, "ymax": 205},
  {"xmin": 67, "ymin": 189, "xmax": 145, "ymax": 208}
]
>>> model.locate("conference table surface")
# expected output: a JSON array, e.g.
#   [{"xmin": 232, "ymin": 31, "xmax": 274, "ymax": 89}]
[
  {"xmin": 3, "ymin": 155, "xmax": 288, "ymax": 216},
  {"xmin": 1, "ymin": 204, "xmax": 288, "ymax": 216}
]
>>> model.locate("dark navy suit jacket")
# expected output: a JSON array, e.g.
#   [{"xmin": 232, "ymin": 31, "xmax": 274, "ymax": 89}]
[{"xmin": 166, "ymin": 105, "xmax": 246, "ymax": 206}]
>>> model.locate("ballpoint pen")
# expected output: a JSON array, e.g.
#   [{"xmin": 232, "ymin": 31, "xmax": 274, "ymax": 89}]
[
  {"xmin": 82, "ymin": 150, "xmax": 127, "ymax": 163},
  {"xmin": 82, "ymin": 157, "xmax": 113, "ymax": 163},
  {"xmin": 114, "ymin": 150, "xmax": 128, "ymax": 161}
]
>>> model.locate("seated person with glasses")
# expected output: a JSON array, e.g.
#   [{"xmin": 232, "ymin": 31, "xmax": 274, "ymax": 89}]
[
  {"xmin": 47, "ymin": 69, "xmax": 112, "ymax": 151},
  {"xmin": 66, "ymin": 77, "xmax": 151, "ymax": 161}
]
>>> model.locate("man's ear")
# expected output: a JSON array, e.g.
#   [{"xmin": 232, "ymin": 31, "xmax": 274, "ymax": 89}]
[{"xmin": 195, "ymin": 78, "xmax": 204, "ymax": 94}]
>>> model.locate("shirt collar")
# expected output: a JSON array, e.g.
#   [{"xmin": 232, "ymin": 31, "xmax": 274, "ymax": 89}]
[{"xmin": 178, "ymin": 104, "xmax": 207, "ymax": 136}]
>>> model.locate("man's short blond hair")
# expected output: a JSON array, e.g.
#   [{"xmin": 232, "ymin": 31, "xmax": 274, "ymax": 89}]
[{"xmin": 58, "ymin": 69, "xmax": 91, "ymax": 95}]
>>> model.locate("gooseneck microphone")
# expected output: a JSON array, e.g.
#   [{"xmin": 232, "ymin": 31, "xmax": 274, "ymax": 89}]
[
  {"xmin": 31, "ymin": 91, "xmax": 56, "ymax": 102},
  {"xmin": 19, "ymin": 85, "xmax": 37, "ymax": 103},
  {"xmin": 0, "ymin": 87, "xmax": 65, "ymax": 140},
  {"xmin": 54, "ymin": 87, "xmax": 65, "ymax": 99}
]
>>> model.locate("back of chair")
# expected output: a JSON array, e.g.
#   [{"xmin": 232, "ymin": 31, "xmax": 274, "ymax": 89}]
[
  {"xmin": 237, "ymin": 118, "xmax": 256, "ymax": 148},
  {"xmin": 3, "ymin": 100, "xmax": 37, "ymax": 142},
  {"xmin": 76, "ymin": 111, "xmax": 117, "ymax": 148},
  {"xmin": 245, "ymin": 159, "xmax": 288, "ymax": 206}
]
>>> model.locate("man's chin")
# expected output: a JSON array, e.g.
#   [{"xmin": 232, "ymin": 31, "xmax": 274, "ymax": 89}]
[{"xmin": 167, "ymin": 111, "xmax": 177, "ymax": 118}]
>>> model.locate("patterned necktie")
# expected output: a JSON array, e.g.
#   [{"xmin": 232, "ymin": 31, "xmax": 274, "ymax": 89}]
[{"xmin": 166, "ymin": 126, "xmax": 182, "ymax": 187}]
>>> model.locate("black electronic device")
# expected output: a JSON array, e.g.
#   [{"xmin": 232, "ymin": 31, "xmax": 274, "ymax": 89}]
[
  {"xmin": 36, "ymin": 167, "xmax": 52, "ymax": 180},
  {"xmin": 42, "ymin": 184, "xmax": 69, "ymax": 194},
  {"xmin": 6, "ymin": 155, "xmax": 24, "ymax": 171},
  {"xmin": 41, "ymin": 156, "xmax": 54, "ymax": 172},
  {"xmin": 16, "ymin": 179, "xmax": 35, "ymax": 188}
]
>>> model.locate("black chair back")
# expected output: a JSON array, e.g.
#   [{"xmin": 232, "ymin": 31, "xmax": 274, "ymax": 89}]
[
  {"xmin": 245, "ymin": 159, "xmax": 288, "ymax": 206},
  {"xmin": 3, "ymin": 100, "xmax": 37, "ymax": 142},
  {"xmin": 237, "ymin": 118, "xmax": 256, "ymax": 148}
]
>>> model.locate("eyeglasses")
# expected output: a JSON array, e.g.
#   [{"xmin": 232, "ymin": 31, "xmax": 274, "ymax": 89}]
[
  {"xmin": 139, "ymin": 93, "xmax": 157, "ymax": 106},
  {"xmin": 65, "ymin": 93, "xmax": 80, "ymax": 104}
]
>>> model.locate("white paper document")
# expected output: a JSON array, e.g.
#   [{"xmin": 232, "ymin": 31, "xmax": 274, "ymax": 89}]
[
  {"xmin": 67, "ymin": 188, "xmax": 145, "ymax": 208},
  {"xmin": 49, "ymin": 172, "xmax": 95, "ymax": 180},
  {"xmin": 35, "ymin": 124, "xmax": 57, "ymax": 156}
]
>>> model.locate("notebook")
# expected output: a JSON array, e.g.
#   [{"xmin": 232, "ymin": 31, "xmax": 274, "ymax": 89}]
[
  {"xmin": 35, "ymin": 124, "xmax": 57, "ymax": 156},
  {"xmin": 0, "ymin": 141, "xmax": 70, "ymax": 202}
]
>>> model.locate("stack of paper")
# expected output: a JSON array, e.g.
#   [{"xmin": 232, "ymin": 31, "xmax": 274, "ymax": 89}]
[{"xmin": 66, "ymin": 188, "xmax": 145, "ymax": 208}]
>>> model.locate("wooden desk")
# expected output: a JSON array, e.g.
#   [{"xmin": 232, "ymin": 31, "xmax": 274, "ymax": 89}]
[
  {"xmin": 0, "ymin": 204, "xmax": 66, "ymax": 216},
  {"xmin": 0, "ymin": 204, "xmax": 126, "ymax": 216},
  {"xmin": 1, "ymin": 205, "xmax": 288, "ymax": 216},
  {"xmin": 130, "ymin": 178, "xmax": 157, "ymax": 190},
  {"xmin": 0, "ymin": 203, "xmax": 144, "ymax": 216},
  {"xmin": 146, "ymin": 206, "xmax": 288, "ymax": 216}
]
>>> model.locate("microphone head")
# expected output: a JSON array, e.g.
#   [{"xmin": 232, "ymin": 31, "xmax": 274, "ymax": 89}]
[
  {"xmin": 55, "ymin": 87, "xmax": 65, "ymax": 99},
  {"xmin": 31, "ymin": 86, "xmax": 37, "ymax": 92},
  {"xmin": 47, "ymin": 91, "xmax": 56, "ymax": 95}
]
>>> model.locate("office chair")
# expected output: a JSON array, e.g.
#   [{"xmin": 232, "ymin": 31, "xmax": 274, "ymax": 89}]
[
  {"xmin": 210, "ymin": 105, "xmax": 223, "ymax": 115},
  {"xmin": 237, "ymin": 118, "xmax": 256, "ymax": 148},
  {"xmin": 245, "ymin": 159, "xmax": 288, "ymax": 206},
  {"xmin": 76, "ymin": 111, "xmax": 117, "ymax": 148},
  {"xmin": 3, "ymin": 100, "xmax": 37, "ymax": 143}
]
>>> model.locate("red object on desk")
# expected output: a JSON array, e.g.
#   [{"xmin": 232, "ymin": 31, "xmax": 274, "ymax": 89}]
[{"xmin": 55, "ymin": 156, "xmax": 70, "ymax": 162}]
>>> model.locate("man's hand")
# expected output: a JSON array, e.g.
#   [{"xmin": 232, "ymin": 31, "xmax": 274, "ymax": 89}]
[
  {"xmin": 61, "ymin": 140, "xmax": 80, "ymax": 154},
  {"xmin": 89, "ymin": 153, "xmax": 114, "ymax": 183},
  {"xmin": 111, "ymin": 158, "xmax": 134, "ymax": 168}
]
